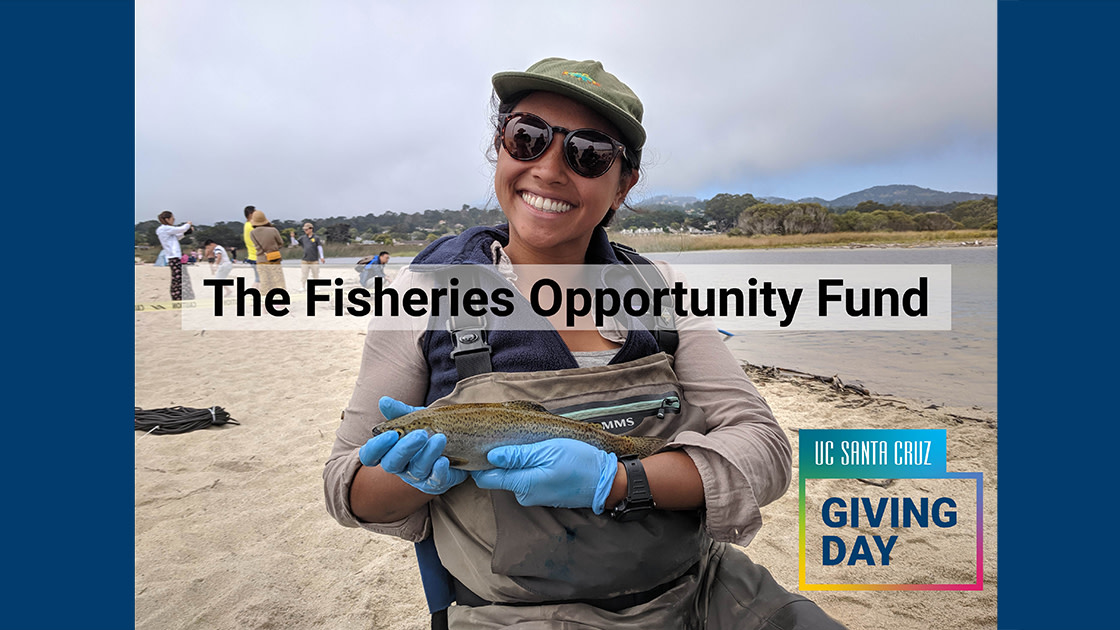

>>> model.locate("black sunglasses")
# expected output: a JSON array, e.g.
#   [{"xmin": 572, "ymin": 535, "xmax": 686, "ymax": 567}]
[{"xmin": 498, "ymin": 112, "xmax": 632, "ymax": 178}]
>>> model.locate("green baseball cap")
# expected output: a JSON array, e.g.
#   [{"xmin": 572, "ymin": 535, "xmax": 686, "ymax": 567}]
[{"xmin": 492, "ymin": 57, "xmax": 645, "ymax": 164}]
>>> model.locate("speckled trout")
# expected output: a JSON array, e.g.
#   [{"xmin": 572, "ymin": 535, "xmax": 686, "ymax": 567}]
[{"xmin": 372, "ymin": 400, "xmax": 667, "ymax": 470}]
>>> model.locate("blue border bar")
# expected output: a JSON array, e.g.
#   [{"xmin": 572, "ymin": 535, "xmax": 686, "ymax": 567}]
[
  {"xmin": 3, "ymin": 2, "xmax": 134, "ymax": 628},
  {"xmin": 1000, "ymin": 1, "xmax": 1116, "ymax": 627}
]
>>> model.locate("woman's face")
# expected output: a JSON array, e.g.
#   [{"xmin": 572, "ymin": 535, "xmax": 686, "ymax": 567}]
[{"xmin": 495, "ymin": 91, "xmax": 636, "ymax": 264}]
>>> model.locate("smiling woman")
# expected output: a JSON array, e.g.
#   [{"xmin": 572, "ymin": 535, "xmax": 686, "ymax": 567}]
[{"xmin": 323, "ymin": 57, "xmax": 847, "ymax": 630}]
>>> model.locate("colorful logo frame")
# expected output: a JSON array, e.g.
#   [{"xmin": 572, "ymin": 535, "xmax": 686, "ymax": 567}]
[{"xmin": 798, "ymin": 429, "xmax": 984, "ymax": 591}]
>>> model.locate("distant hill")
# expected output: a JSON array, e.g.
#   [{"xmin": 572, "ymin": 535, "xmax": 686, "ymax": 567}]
[
  {"xmin": 727, "ymin": 186, "xmax": 996, "ymax": 210},
  {"xmin": 788, "ymin": 196, "xmax": 831, "ymax": 206},
  {"xmin": 638, "ymin": 194, "xmax": 699, "ymax": 207},
  {"xmin": 761, "ymin": 196, "xmax": 794, "ymax": 205},
  {"xmin": 757, "ymin": 186, "xmax": 992, "ymax": 209},
  {"xmin": 825, "ymin": 185, "xmax": 994, "ymax": 208}
]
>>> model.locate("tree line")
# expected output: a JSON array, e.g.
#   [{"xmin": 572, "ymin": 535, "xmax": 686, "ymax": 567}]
[
  {"xmin": 619, "ymin": 193, "xmax": 997, "ymax": 235},
  {"xmin": 135, "ymin": 204, "xmax": 509, "ymax": 253},
  {"xmin": 727, "ymin": 195, "xmax": 997, "ymax": 236},
  {"xmin": 135, "ymin": 195, "xmax": 996, "ymax": 251}
]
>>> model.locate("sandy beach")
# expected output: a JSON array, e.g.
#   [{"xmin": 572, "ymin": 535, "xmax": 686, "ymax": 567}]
[{"xmin": 135, "ymin": 264, "xmax": 997, "ymax": 629}]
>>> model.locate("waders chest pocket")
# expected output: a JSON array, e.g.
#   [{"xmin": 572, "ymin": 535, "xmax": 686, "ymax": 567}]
[{"xmin": 550, "ymin": 391, "xmax": 681, "ymax": 435}]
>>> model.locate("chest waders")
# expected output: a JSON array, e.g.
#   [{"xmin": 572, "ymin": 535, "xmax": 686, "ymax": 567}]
[
  {"xmin": 416, "ymin": 244, "xmax": 681, "ymax": 630},
  {"xmin": 410, "ymin": 244, "xmax": 847, "ymax": 629}
]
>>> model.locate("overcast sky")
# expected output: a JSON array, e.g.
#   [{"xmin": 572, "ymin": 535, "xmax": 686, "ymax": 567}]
[{"xmin": 135, "ymin": 0, "xmax": 997, "ymax": 226}]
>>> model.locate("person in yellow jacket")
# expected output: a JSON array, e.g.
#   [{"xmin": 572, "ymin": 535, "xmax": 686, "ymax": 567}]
[{"xmin": 242, "ymin": 205, "xmax": 261, "ymax": 289}]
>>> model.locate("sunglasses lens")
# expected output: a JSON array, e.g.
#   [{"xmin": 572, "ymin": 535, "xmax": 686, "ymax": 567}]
[
  {"xmin": 501, "ymin": 113, "xmax": 622, "ymax": 178},
  {"xmin": 565, "ymin": 131, "xmax": 617, "ymax": 177},
  {"xmin": 503, "ymin": 114, "xmax": 552, "ymax": 160}
]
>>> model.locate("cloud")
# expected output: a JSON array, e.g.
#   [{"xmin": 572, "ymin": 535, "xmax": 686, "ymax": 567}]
[{"xmin": 135, "ymin": 0, "xmax": 996, "ymax": 224}]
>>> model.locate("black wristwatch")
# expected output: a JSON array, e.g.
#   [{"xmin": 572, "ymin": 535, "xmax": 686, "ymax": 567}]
[{"xmin": 611, "ymin": 456, "xmax": 655, "ymax": 522}]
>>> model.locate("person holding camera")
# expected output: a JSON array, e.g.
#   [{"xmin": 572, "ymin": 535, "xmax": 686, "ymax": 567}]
[{"xmin": 155, "ymin": 210, "xmax": 194, "ymax": 301}]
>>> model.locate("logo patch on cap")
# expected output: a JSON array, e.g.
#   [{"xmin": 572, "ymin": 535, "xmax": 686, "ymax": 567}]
[{"xmin": 562, "ymin": 71, "xmax": 600, "ymax": 87}]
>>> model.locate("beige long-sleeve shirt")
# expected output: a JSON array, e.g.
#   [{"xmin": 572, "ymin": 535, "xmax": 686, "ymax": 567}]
[{"xmin": 323, "ymin": 261, "xmax": 792, "ymax": 547}]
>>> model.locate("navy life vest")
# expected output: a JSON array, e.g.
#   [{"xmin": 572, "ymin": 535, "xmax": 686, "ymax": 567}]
[{"xmin": 413, "ymin": 225, "xmax": 677, "ymax": 404}]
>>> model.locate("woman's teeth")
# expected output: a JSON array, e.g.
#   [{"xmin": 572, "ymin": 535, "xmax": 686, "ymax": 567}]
[{"xmin": 521, "ymin": 192, "xmax": 573, "ymax": 214}]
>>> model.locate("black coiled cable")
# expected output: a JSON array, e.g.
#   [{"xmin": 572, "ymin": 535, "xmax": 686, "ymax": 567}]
[{"xmin": 134, "ymin": 406, "xmax": 239, "ymax": 435}]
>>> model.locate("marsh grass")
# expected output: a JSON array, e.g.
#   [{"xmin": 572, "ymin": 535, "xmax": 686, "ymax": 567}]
[{"xmin": 606, "ymin": 229, "xmax": 997, "ymax": 253}]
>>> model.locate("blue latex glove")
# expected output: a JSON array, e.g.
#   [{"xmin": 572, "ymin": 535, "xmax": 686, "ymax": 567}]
[
  {"xmin": 378, "ymin": 396, "xmax": 421, "ymax": 421},
  {"xmin": 471, "ymin": 438, "xmax": 619, "ymax": 514},
  {"xmin": 358, "ymin": 396, "xmax": 468, "ymax": 495}
]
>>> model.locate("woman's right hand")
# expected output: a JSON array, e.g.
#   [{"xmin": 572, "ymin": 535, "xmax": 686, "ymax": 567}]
[
  {"xmin": 359, "ymin": 430, "xmax": 467, "ymax": 495},
  {"xmin": 358, "ymin": 396, "xmax": 467, "ymax": 495}
]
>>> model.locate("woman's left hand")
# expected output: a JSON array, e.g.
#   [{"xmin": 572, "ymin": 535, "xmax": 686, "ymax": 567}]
[{"xmin": 471, "ymin": 438, "xmax": 618, "ymax": 514}]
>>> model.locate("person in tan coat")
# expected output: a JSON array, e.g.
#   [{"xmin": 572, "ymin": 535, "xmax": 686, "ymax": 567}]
[{"xmin": 249, "ymin": 209, "xmax": 286, "ymax": 293}]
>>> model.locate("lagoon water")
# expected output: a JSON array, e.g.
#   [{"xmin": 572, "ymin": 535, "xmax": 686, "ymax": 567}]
[
  {"xmin": 334, "ymin": 245, "xmax": 997, "ymax": 411},
  {"xmin": 646, "ymin": 246, "xmax": 997, "ymax": 411}
]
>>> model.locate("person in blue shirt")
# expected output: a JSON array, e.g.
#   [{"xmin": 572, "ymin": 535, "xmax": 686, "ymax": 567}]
[{"xmin": 360, "ymin": 251, "xmax": 391, "ymax": 289}]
